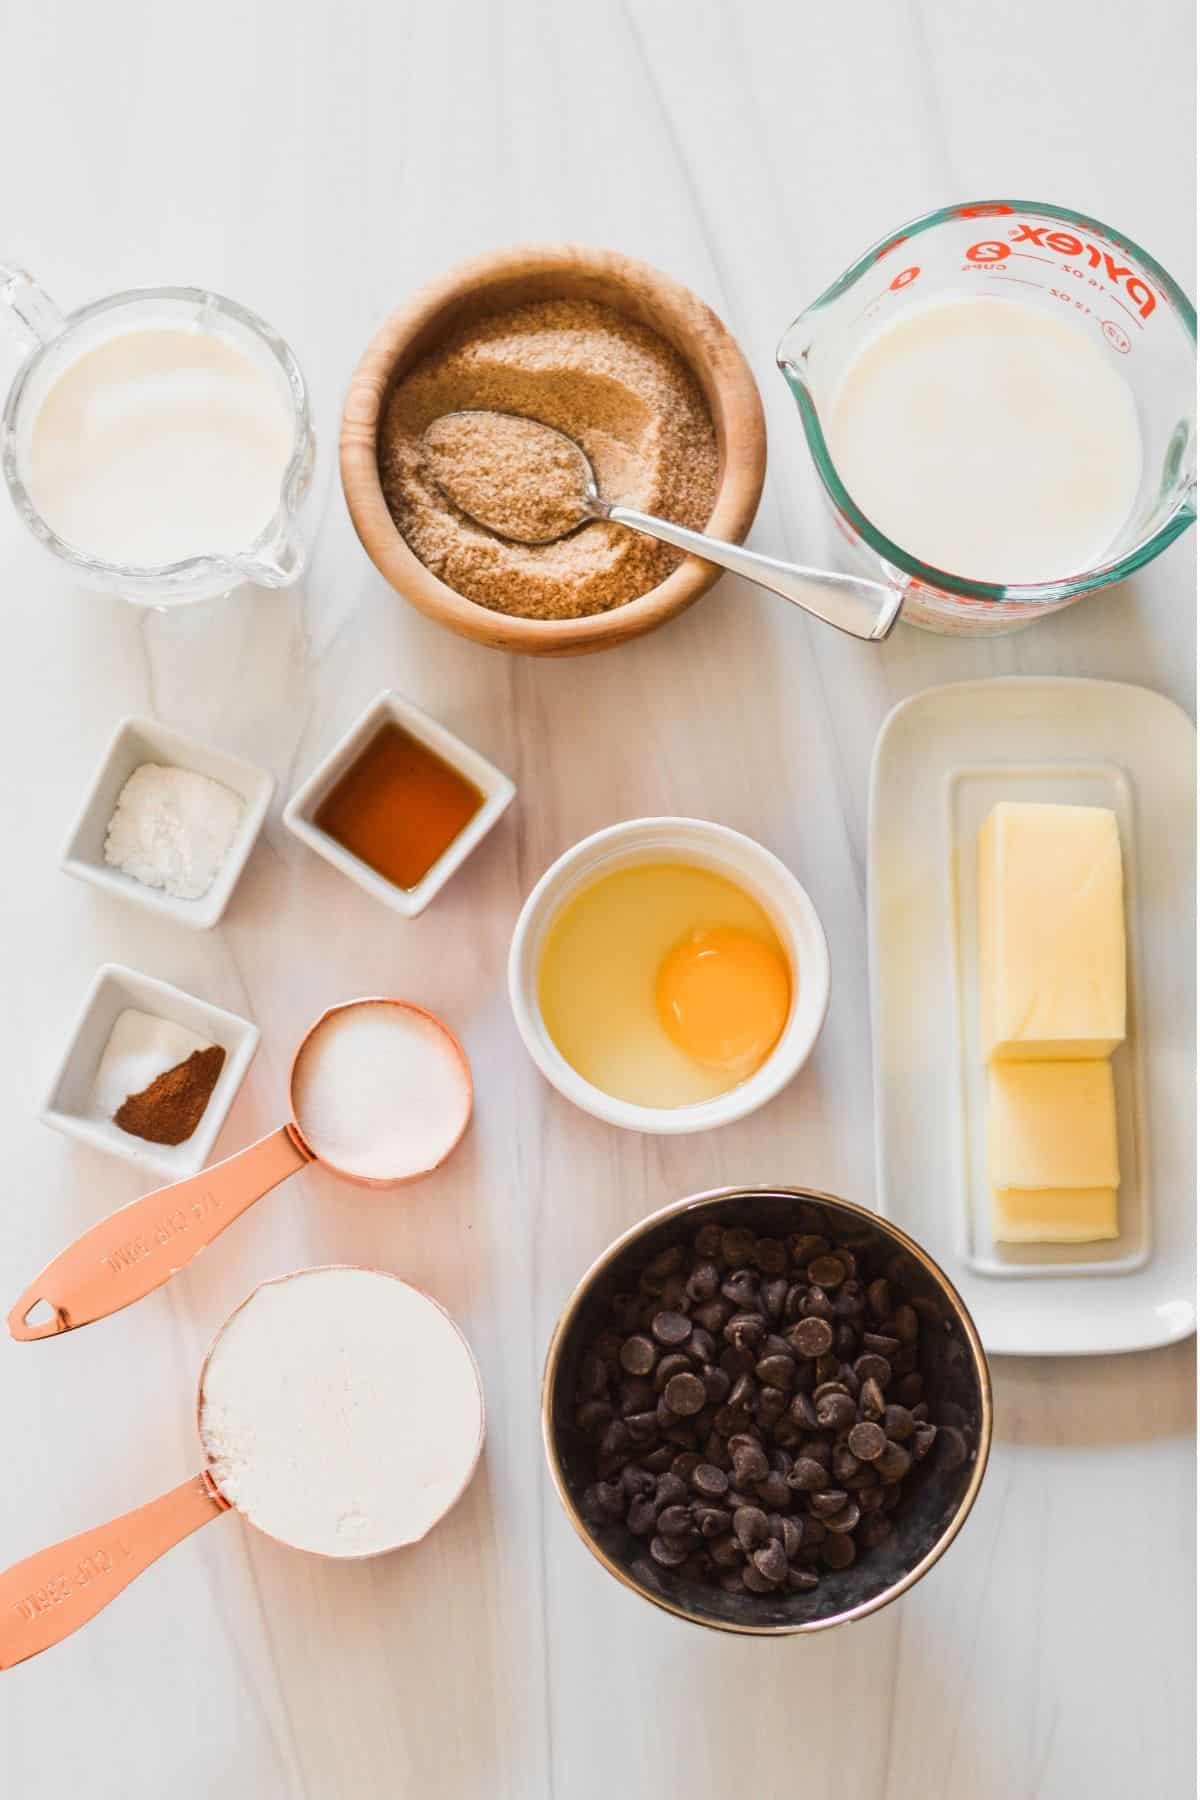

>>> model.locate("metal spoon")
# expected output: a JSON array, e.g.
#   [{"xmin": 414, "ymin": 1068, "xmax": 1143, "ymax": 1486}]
[{"xmin": 422, "ymin": 410, "xmax": 903, "ymax": 642}]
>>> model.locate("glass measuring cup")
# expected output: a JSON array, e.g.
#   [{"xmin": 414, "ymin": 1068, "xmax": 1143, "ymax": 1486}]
[
  {"xmin": 0, "ymin": 266, "xmax": 315, "ymax": 605},
  {"xmin": 777, "ymin": 200, "xmax": 1197, "ymax": 635},
  {"xmin": 0, "ymin": 1266, "xmax": 486, "ymax": 1669},
  {"xmin": 9, "ymin": 999, "xmax": 472, "ymax": 1339}
]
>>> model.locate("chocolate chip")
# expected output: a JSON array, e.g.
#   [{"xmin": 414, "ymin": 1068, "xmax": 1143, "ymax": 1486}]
[
  {"xmin": 756, "ymin": 1472, "xmax": 792, "ymax": 1511},
  {"xmin": 892, "ymin": 1304, "xmax": 919, "ymax": 1343},
  {"xmin": 860, "ymin": 1376, "xmax": 886, "ymax": 1419},
  {"xmin": 754, "ymin": 1237, "xmax": 789, "ymax": 1275},
  {"xmin": 703, "ymin": 1365, "xmax": 732, "ymax": 1405},
  {"xmin": 724, "ymin": 1312, "xmax": 766, "ymax": 1352},
  {"xmin": 820, "ymin": 1532, "xmax": 856, "ymax": 1570},
  {"xmin": 663, "ymin": 1372, "xmax": 706, "ymax": 1417},
  {"xmin": 695, "ymin": 1505, "xmax": 731, "ymax": 1538},
  {"xmin": 807, "ymin": 1255, "xmax": 848, "ymax": 1289},
  {"xmin": 815, "ymin": 1392, "xmax": 857, "ymax": 1432},
  {"xmin": 866, "ymin": 1278, "xmax": 891, "ymax": 1317},
  {"xmin": 693, "ymin": 1298, "xmax": 734, "ymax": 1334},
  {"xmin": 671, "ymin": 1451, "xmax": 703, "ymax": 1482},
  {"xmin": 809, "ymin": 1488, "xmax": 849, "ymax": 1519},
  {"xmin": 788, "ymin": 1568, "xmax": 820, "ymax": 1592},
  {"xmin": 862, "ymin": 1331, "xmax": 901, "ymax": 1356},
  {"xmin": 650, "ymin": 1534, "xmax": 691, "ymax": 1567},
  {"xmin": 652, "ymin": 1310, "xmax": 692, "ymax": 1347},
  {"xmin": 876, "ymin": 1441, "xmax": 913, "ymax": 1482},
  {"xmin": 787, "ymin": 1316, "xmax": 834, "ymax": 1358},
  {"xmin": 913, "ymin": 1422, "xmax": 939, "ymax": 1461},
  {"xmin": 848, "ymin": 1421, "xmax": 888, "ymax": 1462},
  {"xmin": 854, "ymin": 1354, "xmax": 893, "ymax": 1388},
  {"xmin": 709, "ymin": 1532, "xmax": 742, "ymax": 1568},
  {"xmin": 691, "ymin": 1463, "xmax": 729, "ymax": 1499},
  {"xmin": 657, "ymin": 1504, "xmax": 693, "ymax": 1536},
  {"xmin": 756, "ymin": 1353, "xmax": 797, "ymax": 1390},
  {"xmin": 752, "ymin": 1539, "xmax": 788, "ymax": 1584},
  {"xmin": 859, "ymin": 1515, "xmax": 893, "ymax": 1550},
  {"xmin": 731, "ymin": 1442, "xmax": 769, "ymax": 1487},
  {"xmin": 694, "ymin": 1223, "xmax": 724, "ymax": 1258},
  {"xmin": 733, "ymin": 1505, "xmax": 770, "ymax": 1550},
  {"xmin": 619, "ymin": 1334, "xmax": 657, "ymax": 1376},
  {"xmin": 575, "ymin": 1400, "xmax": 612, "ymax": 1435},
  {"xmin": 883, "ymin": 1405, "xmax": 915, "ymax": 1442},
  {"xmin": 720, "ymin": 1228, "xmax": 758, "ymax": 1267},
  {"xmin": 627, "ymin": 1497, "xmax": 657, "ymax": 1535},
  {"xmin": 652, "ymin": 1354, "xmax": 691, "ymax": 1394},
  {"xmin": 788, "ymin": 1456, "xmax": 827, "ymax": 1492},
  {"xmin": 823, "ymin": 1500, "xmax": 861, "ymax": 1534},
  {"xmin": 685, "ymin": 1261, "xmax": 721, "ymax": 1303}
]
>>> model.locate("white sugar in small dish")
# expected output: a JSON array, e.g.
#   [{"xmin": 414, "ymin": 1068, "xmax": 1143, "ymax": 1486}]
[
  {"xmin": 290, "ymin": 999, "xmax": 472, "ymax": 1182},
  {"xmin": 198, "ymin": 1266, "xmax": 485, "ymax": 1557}
]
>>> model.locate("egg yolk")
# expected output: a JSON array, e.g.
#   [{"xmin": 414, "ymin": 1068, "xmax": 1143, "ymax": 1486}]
[{"xmin": 655, "ymin": 926, "xmax": 791, "ymax": 1079}]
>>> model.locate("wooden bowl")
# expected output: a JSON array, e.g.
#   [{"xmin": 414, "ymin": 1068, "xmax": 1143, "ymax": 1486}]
[{"xmin": 340, "ymin": 245, "xmax": 767, "ymax": 656}]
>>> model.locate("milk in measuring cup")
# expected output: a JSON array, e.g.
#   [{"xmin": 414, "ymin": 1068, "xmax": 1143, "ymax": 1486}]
[
  {"xmin": 827, "ymin": 294, "xmax": 1142, "ymax": 585},
  {"xmin": 30, "ymin": 329, "xmax": 294, "ymax": 566}
]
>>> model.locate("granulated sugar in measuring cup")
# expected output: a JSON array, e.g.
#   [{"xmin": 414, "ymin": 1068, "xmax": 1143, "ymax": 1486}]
[
  {"xmin": 0, "ymin": 1266, "xmax": 485, "ymax": 1669},
  {"xmin": 10, "ymin": 999, "xmax": 472, "ymax": 1338},
  {"xmin": 777, "ymin": 199, "xmax": 1196, "ymax": 636}
]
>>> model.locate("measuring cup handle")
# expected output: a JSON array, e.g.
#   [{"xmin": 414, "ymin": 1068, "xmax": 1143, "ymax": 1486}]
[
  {"xmin": 0, "ymin": 264, "xmax": 64, "ymax": 350},
  {"xmin": 603, "ymin": 504, "xmax": 905, "ymax": 642},
  {"xmin": 9, "ymin": 1126, "xmax": 311, "ymax": 1340},
  {"xmin": 0, "ymin": 1474, "xmax": 227, "ymax": 1670}
]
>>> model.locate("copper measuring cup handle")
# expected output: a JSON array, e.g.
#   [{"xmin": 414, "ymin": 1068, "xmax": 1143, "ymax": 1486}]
[
  {"xmin": 9, "ymin": 1126, "xmax": 311, "ymax": 1340},
  {"xmin": 0, "ymin": 1474, "xmax": 227, "ymax": 1669}
]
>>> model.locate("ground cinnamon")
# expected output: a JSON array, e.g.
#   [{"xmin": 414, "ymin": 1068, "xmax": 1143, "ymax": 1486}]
[{"xmin": 114, "ymin": 1045, "xmax": 227, "ymax": 1146}]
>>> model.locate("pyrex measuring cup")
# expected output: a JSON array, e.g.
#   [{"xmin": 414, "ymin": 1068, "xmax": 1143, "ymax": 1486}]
[
  {"xmin": 9, "ymin": 999, "xmax": 472, "ymax": 1338},
  {"xmin": 777, "ymin": 200, "xmax": 1197, "ymax": 636},
  {"xmin": 0, "ymin": 1266, "xmax": 486, "ymax": 1669},
  {"xmin": 0, "ymin": 266, "xmax": 315, "ymax": 605}
]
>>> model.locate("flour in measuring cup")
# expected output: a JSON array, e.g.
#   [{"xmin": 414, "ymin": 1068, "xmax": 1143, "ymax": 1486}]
[
  {"xmin": 199, "ymin": 1268, "xmax": 483, "ymax": 1556},
  {"xmin": 826, "ymin": 294, "xmax": 1142, "ymax": 585},
  {"xmin": 30, "ymin": 328, "xmax": 294, "ymax": 566}
]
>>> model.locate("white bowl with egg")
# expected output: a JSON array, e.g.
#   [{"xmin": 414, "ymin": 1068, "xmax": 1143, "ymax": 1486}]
[
  {"xmin": 507, "ymin": 818, "xmax": 830, "ymax": 1134},
  {"xmin": 60, "ymin": 715, "xmax": 275, "ymax": 929}
]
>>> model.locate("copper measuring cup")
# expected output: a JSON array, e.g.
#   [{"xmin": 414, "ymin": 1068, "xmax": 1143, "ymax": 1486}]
[
  {"xmin": 0, "ymin": 1266, "xmax": 486, "ymax": 1669},
  {"xmin": 10, "ymin": 998, "xmax": 472, "ymax": 1339}
]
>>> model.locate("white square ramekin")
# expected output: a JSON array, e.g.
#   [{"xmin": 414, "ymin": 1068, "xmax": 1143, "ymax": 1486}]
[
  {"xmin": 41, "ymin": 963, "xmax": 260, "ymax": 1182},
  {"xmin": 283, "ymin": 690, "xmax": 515, "ymax": 917},
  {"xmin": 60, "ymin": 716, "xmax": 275, "ymax": 930}
]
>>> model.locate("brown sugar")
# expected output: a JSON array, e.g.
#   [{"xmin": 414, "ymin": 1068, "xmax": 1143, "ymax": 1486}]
[{"xmin": 378, "ymin": 298, "xmax": 719, "ymax": 621}]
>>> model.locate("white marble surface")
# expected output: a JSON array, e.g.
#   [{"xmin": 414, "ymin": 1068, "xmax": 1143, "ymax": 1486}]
[{"xmin": 0, "ymin": 2, "xmax": 1195, "ymax": 1794}]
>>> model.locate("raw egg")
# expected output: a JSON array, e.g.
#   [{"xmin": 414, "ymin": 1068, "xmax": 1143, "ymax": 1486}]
[
  {"xmin": 656, "ymin": 926, "xmax": 790, "ymax": 1078},
  {"xmin": 536, "ymin": 862, "xmax": 793, "ymax": 1109}
]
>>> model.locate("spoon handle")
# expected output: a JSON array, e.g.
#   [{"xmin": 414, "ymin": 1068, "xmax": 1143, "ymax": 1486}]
[
  {"xmin": 602, "ymin": 504, "xmax": 904, "ymax": 642},
  {"xmin": 9, "ymin": 1126, "xmax": 311, "ymax": 1340},
  {"xmin": 0, "ymin": 1475, "xmax": 227, "ymax": 1669}
]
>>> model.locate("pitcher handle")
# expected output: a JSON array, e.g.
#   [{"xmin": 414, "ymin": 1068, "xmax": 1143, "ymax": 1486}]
[{"xmin": 0, "ymin": 265, "xmax": 64, "ymax": 350}]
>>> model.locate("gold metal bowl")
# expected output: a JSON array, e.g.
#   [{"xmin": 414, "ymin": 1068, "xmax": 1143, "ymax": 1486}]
[{"xmin": 542, "ymin": 1186, "xmax": 992, "ymax": 1635}]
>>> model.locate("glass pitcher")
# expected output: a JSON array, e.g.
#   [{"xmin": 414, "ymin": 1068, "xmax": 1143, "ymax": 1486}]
[
  {"xmin": 777, "ymin": 200, "xmax": 1196, "ymax": 636},
  {"xmin": 0, "ymin": 267, "xmax": 315, "ymax": 606}
]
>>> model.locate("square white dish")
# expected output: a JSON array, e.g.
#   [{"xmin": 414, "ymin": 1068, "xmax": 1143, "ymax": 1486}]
[
  {"xmin": 41, "ymin": 963, "xmax": 260, "ymax": 1182},
  {"xmin": 61, "ymin": 716, "xmax": 275, "ymax": 930},
  {"xmin": 869, "ymin": 678, "xmax": 1195, "ymax": 1356},
  {"xmin": 283, "ymin": 689, "xmax": 515, "ymax": 917}
]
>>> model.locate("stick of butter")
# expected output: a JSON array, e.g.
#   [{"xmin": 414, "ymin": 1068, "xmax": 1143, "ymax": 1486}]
[
  {"xmin": 979, "ymin": 801, "xmax": 1125, "ymax": 1062},
  {"xmin": 987, "ymin": 1061, "xmax": 1119, "ymax": 1243}
]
